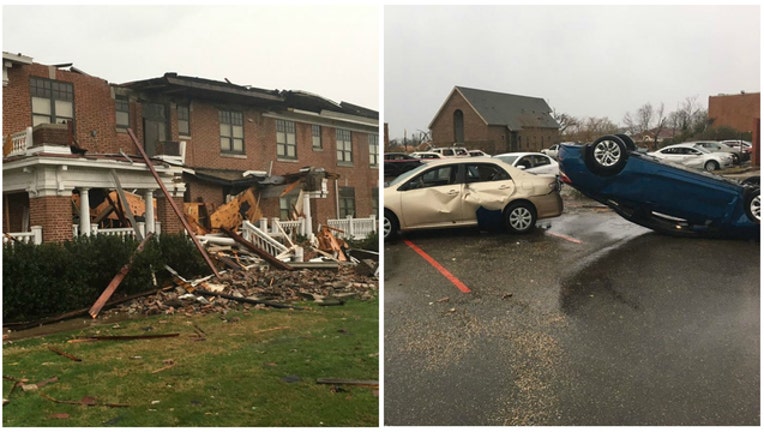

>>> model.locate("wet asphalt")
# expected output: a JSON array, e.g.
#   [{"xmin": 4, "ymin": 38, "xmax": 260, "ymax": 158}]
[{"xmin": 383, "ymin": 198, "xmax": 760, "ymax": 426}]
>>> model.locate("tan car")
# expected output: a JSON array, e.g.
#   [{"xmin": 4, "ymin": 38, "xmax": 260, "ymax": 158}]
[{"xmin": 383, "ymin": 157, "xmax": 563, "ymax": 239}]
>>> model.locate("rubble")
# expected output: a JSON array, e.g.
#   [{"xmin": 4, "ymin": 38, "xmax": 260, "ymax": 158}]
[{"xmin": 100, "ymin": 262, "xmax": 378, "ymax": 319}]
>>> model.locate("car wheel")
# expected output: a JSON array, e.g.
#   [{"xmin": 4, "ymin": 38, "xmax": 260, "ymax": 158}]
[
  {"xmin": 745, "ymin": 189, "xmax": 760, "ymax": 223},
  {"xmin": 615, "ymin": 133, "xmax": 637, "ymax": 151},
  {"xmin": 732, "ymin": 153, "xmax": 741, "ymax": 165},
  {"xmin": 504, "ymin": 201, "xmax": 536, "ymax": 234},
  {"xmin": 704, "ymin": 160, "xmax": 719, "ymax": 171},
  {"xmin": 742, "ymin": 176, "xmax": 760, "ymax": 187},
  {"xmin": 584, "ymin": 135, "xmax": 629, "ymax": 175},
  {"xmin": 383, "ymin": 210, "xmax": 399, "ymax": 240}
]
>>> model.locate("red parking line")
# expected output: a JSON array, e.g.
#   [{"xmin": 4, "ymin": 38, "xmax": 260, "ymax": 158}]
[
  {"xmin": 546, "ymin": 231, "xmax": 583, "ymax": 244},
  {"xmin": 403, "ymin": 239, "xmax": 471, "ymax": 293}
]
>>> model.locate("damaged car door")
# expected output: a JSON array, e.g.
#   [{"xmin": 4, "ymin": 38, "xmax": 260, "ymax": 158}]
[
  {"xmin": 396, "ymin": 164, "xmax": 464, "ymax": 229},
  {"xmin": 460, "ymin": 162, "xmax": 514, "ymax": 220}
]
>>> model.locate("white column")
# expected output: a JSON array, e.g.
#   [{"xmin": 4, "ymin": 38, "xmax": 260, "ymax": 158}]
[
  {"xmin": 79, "ymin": 187, "xmax": 91, "ymax": 236},
  {"xmin": 302, "ymin": 193, "xmax": 313, "ymax": 237},
  {"xmin": 144, "ymin": 189, "xmax": 155, "ymax": 234}
]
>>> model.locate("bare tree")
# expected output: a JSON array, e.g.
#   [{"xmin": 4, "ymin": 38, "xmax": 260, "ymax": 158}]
[{"xmin": 551, "ymin": 108, "xmax": 578, "ymax": 135}]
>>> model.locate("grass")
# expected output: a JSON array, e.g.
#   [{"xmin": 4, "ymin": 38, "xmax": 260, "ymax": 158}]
[{"xmin": 2, "ymin": 299, "xmax": 379, "ymax": 427}]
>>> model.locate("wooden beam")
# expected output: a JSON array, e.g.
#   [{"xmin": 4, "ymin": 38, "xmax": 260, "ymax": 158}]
[
  {"xmin": 126, "ymin": 128, "xmax": 220, "ymax": 278},
  {"xmin": 88, "ymin": 232, "xmax": 153, "ymax": 318}
]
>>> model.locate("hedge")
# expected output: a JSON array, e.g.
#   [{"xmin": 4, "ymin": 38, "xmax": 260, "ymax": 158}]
[{"xmin": 3, "ymin": 234, "xmax": 208, "ymax": 322}]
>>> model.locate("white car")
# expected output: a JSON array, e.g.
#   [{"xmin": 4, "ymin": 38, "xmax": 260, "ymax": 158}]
[
  {"xmin": 540, "ymin": 144, "xmax": 560, "ymax": 159},
  {"xmin": 410, "ymin": 151, "xmax": 445, "ymax": 161},
  {"xmin": 429, "ymin": 146, "xmax": 470, "ymax": 157},
  {"xmin": 468, "ymin": 149, "xmax": 490, "ymax": 157},
  {"xmin": 493, "ymin": 152, "xmax": 560, "ymax": 175},
  {"xmin": 648, "ymin": 143, "xmax": 734, "ymax": 171}
]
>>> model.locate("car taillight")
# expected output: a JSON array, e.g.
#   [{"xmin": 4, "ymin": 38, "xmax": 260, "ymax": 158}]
[{"xmin": 559, "ymin": 171, "xmax": 572, "ymax": 185}]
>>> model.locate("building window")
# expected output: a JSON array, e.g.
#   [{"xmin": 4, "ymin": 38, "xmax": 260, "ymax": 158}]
[
  {"xmin": 339, "ymin": 187, "xmax": 355, "ymax": 218},
  {"xmin": 369, "ymin": 134, "xmax": 379, "ymax": 167},
  {"xmin": 276, "ymin": 119, "xmax": 297, "ymax": 159},
  {"xmin": 30, "ymin": 77, "xmax": 74, "ymax": 127},
  {"xmin": 312, "ymin": 124, "xmax": 322, "ymax": 149},
  {"xmin": 178, "ymin": 104, "xmax": 190, "ymax": 136},
  {"xmin": 336, "ymin": 129, "xmax": 353, "ymax": 164},
  {"xmin": 279, "ymin": 191, "xmax": 300, "ymax": 220},
  {"xmin": 115, "ymin": 96, "xmax": 129, "ymax": 128},
  {"xmin": 219, "ymin": 110, "xmax": 244, "ymax": 154}
]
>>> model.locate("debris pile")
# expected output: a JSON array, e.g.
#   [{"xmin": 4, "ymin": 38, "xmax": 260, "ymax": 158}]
[{"xmin": 101, "ymin": 263, "xmax": 378, "ymax": 318}]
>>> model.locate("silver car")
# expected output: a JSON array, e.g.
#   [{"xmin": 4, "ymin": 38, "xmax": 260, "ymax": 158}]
[
  {"xmin": 648, "ymin": 143, "xmax": 734, "ymax": 171},
  {"xmin": 383, "ymin": 157, "xmax": 563, "ymax": 239}
]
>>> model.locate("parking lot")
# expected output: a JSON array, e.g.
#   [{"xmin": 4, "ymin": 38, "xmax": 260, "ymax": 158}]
[{"xmin": 383, "ymin": 188, "xmax": 760, "ymax": 426}]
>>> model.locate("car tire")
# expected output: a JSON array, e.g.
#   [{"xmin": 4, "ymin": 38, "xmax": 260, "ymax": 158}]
[
  {"xmin": 615, "ymin": 133, "xmax": 637, "ymax": 151},
  {"xmin": 731, "ymin": 153, "xmax": 741, "ymax": 165},
  {"xmin": 704, "ymin": 160, "xmax": 720, "ymax": 171},
  {"xmin": 383, "ymin": 210, "xmax": 399, "ymax": 240},
  {"xmin": 742, "ymin": 176, "xmax": 760, "ymax": 187},
  {"xmin": 584, "ymin": 135, "xmax": 629, "ymax": 176},
  {"xmin": 504, "ymin": 201, "xmax": 536, "ymax": 234},
  {"xmin": 744, "ymin": 189, "xmax": 760, "ymax": 223}
]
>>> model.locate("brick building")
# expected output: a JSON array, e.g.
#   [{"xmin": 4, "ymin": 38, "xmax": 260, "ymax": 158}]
[
  {"xmin": 708, "ymin": 92, "xmax": 760, "ymax": 166},
  {"xmin": 428, "ymin": 86, "xmax": 560, "ymax": 154},
  {"xmin": 2, "ymin": 52, "xmax": 379, "ymax": 243}
]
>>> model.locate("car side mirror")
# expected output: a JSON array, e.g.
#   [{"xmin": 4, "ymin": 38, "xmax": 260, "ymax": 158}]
[{"xmin": 517, "ymin": 165, "xmax": 527, "ymax": 170}]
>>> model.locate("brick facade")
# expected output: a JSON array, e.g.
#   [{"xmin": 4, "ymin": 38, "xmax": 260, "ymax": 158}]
[
  {"xmin": 708, "ymin": 92, "xmax": 760, "ymax": 134},
  {"xmin": 429, "ymin": 88, "xmax": 559, "ymax": 154},
  {"xmin": 156, "ymin": 195, "xmax": 185, "ymax": 235},
  {"xmin": 29, "ymin": 194, "xmax": 73, "ymax": 243},
  {"xmin": 4, "ymin": 58, "xmax": 378, "ymax": 241}
]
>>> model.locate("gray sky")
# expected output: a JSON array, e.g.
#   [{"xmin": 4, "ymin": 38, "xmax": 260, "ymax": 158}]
[
  {"xmin": 3, "ymin": 4, "xmax": 379, "ymax": 110},
  {"xmin": 384, "ymin": 5, "xmax": 760, "ymax": 140}
]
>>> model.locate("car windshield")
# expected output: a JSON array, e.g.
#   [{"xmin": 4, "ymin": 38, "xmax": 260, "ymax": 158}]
[
  {"xmin": 385, "ymin": 162, "xmax": 433, "ymax": 188},
  {"xmin": 495, "ymin": 154, "xmax": 520, "ymax": 165}
]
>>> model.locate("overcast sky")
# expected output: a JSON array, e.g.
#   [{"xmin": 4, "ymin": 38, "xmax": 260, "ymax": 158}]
[
  {"xmin": 3, "ymin": 4, "xmax": 379, "ymax": 110},
  {"xmin": 384, "ymin": 5, "xmax": 760, "ymax": 140}
]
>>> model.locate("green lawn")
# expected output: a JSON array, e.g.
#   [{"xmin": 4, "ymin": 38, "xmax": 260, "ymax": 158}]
[{"xmin": 3, "ymin": 299, "xmax": 379, "ymax": 427}]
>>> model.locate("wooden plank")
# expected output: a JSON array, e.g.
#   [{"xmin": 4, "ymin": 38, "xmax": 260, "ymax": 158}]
[
  {"xmin": 126, "ymin": 128, "xmax": 220, "ymax": 278},
  {"xmin": 111, "ymin": 169, "xmax": 144, "ymax": 240},
  {"xmin": 88, "ymin": 232, "xmax": 154, "ymax": 318}
]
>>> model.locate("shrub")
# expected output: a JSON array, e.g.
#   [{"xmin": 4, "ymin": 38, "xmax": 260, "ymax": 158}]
[{"xmin": 2, "ymin": 233, "xmax": 208, "ymax": 322}]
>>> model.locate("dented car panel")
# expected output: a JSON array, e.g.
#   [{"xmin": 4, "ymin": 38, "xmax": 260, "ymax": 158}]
[{"xmin": 383, "ymin": 157, "xmax": 563, "ymax": 238}]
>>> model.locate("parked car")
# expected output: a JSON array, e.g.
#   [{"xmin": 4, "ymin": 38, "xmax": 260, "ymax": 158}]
[
  {"xmin": 429, "ymin": 146, "xmax": 470, "ymax": 158},
  {"xmin": 410, "ymin": 151, "xmax": 445, "ymax": 161},
  {"xmin": 540, "ymin": 144, "xmax": 560, "ymax": 158},
  {"xmin": 648, "ymin": 143, "xmax": 734, "ymax": 171},
  {"xmin": 384, "ymin": 152, "xmax": 423, "ymax": 179},
  {"xmin": 493, "ymin": 152, "xmax": 560, "ymax": 175},
  {"xmin": 687, "ymin": 140, "xmax": 743, "ymax": 165},
  {"xmin": 558, "ymin": 135, "xmax": 759, "ymax": 239},
  {"xmin": 468, "ymin": 149, "xmax": 490, "ymax": 157},
  {"xmin": 383, "ymin": 157, "xmax": 564, "ymax": 239},
  {"xmin": 720, "ymin": 139, "xmax": 753, "ymax": 162}
]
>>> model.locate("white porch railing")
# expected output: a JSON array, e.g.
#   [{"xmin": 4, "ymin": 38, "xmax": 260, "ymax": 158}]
[
  {"xmin": 326, "ymin": 215, "xmax": 377, "ymax": 240},
  {"xmin": 3, "ymin": 226, "xmax": 43, "ymax": 245},
  {"xmin": 9, "ymin": 127, "xmax": 33, "ymax": 157},
  {"xmin": 241, "ymin": 220, "xmax": 289, "ymax": 257},
  {"xmin": 73, "ymin": 222, "xmax": 162, "ymax": 239}
]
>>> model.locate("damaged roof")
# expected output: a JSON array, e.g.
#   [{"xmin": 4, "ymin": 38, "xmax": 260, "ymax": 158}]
[{"xmin": 121, "ymin": 73, "xmax": 378, "ymax": 119}]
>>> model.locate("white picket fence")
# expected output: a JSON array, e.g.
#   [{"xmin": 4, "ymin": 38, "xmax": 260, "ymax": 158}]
[{"xmin": 326, "ymin": 215, "xmax": 377, "ymax": 240}]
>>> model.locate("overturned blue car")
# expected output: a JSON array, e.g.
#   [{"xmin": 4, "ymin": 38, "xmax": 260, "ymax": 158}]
[{"xmin": 558, "ymin": 135, "xmax": 760, "ymax": 239}]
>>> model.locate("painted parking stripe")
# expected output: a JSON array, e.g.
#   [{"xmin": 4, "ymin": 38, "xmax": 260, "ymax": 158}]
[
  {"xmin": 546, "ymin": 231, "xmax": 583, "ymax": 244},
  {"xmin": 403, "ymin": 239, "xmax": 471, "ymax": 293}
]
